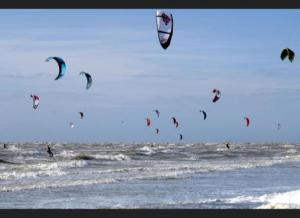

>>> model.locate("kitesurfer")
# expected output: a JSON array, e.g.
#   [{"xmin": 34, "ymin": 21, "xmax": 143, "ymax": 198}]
[
  {"xmin": 156, "ymin": 128, "xmax": 159, "ymax": 134},
  {"xmin": 179, "ymin": 134, "xmax": 183, "ymax": 140},
  {"xmin": 226, "ymin": 143, "xmax": 230, "ymax": 149},
  {"xmin": 47, "ymin": 145, "xmax": 53, "ymax": 158}
]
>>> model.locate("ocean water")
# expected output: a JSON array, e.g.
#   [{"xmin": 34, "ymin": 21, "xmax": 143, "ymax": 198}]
[{"xmin": 0, "ymin": 142, "xmax": 300, "ymax": 209}]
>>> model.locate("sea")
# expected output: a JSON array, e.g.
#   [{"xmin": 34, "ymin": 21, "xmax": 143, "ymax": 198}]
[{"xmin": 1, "ymin": 142, "xmax": 300, "ymax": 209}]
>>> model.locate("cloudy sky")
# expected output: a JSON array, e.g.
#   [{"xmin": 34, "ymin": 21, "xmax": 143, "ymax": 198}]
[{"xmin": 0, "ymin": 9, "xmax": 300, "ymax": 143}]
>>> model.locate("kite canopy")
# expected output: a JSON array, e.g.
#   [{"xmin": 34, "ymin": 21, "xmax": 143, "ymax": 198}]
[
  {"xmin": 199, "ymin": 110, "xmax": 207, "ymax": 120},
  {"xmin": 70, "ymin": 122, "xmax": 75, "ymax": 128},
  {"xmin": 153, "ymin": 109, "xmax": 160, "ymax": 118},
  {"xmin": 244, "ymin": 117, "xmax": 250, "ymax": 127},
  {"xmin": 156, "ymin": 10, "xmax": 173, "ymax": 49},
  {"xmin": 79, "ymin": 72, "xmax": 93, "ymax": 90},
  {"xmin": 30, "ymin": 94, "xmax": 39, "ymax": 109},
  {"xmin": 172, "ymin": 117, "xmax": 177, "ymax": 125},
  {"xmin": 46, "ymin": 57, "xmax": 66, "ymax": 80},
  {"xmin": 281, "ymin": 48, "xmax": 295, "ymax": 62},
  {"xmin": 212, "ymin": 89, "xmax": 221, "ymax": 103},
  {"xmin": 146, "ymin": 118, "xmax": 151, "ymax": 127},
  {"xmin": 277, "ymin": 123, "xmax": 281, "ymax": 130}
]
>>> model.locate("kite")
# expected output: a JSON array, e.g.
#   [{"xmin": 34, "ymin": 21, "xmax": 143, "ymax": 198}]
[
  {"xmin": 146, "ymin": 118, "xmax": 151, "ymax": 127},
  {"xmin": 199, "ymin": 110, "xmax": 207, "ymax": 120},
  {"xmin": 281, "ymin": 48, "xmax": 295, "ymax": 63},
  {"xmin": 46, "ymin": 56, "xmax": 66, "ymax": 80},
  {"xmin": 30, "ymin": 94, "xmax": 40, "ymax": 109},
  {"xmin": 153, "ymin": 109, "xmax": 160, "ymax": 118},
  {"xmin": 79, "ymin": 71, "xmax": 93, "ymax": 90},
  {"xmin": 244, "ymin": 117, "xmax": 250, "ymax": 127},
  {"xmin": 156, "ymin": 10, "xmax": 173, "ymax": 49},
  {"xmin": 212, "ymin": 89, "xmax": 221, "ymax": 103}
]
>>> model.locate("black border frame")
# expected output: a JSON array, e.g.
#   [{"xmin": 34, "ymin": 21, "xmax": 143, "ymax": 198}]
[
  {"xmin": 0, "ymin": 0, "xmax": 300, "ymax": 9},
  {"xmin": 0, "ymin": 209, "xmax": 300, "ymax": 217},
  {"xmin": 0, "ymin": 1, "xmax": 300, "ymax": 218}
]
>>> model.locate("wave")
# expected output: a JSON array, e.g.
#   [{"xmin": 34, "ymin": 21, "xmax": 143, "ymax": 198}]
[
  {"xmin": 1, "ymin": 154, "xmax": 300, "ymax": 193},
  {"xmin": 72, "ymin": 155, "xmax": 95, "ymax": 161},
  {"xmin": 151, "ymin": 198, "xmax": 222, "ymax": 207},
  {"xmin": 0, "ymin": 159, "xmax": 18, "ymax": 164},
  {"xmin": 6, "ymin": 144, "xmax": 20, "ymax": 152},
  {"xmin": 137, "ymin": 146, "xmax": 156, "ymax": 155},
  {"xmin": 61, "ymin": 150, "xmax": 130, "ymax": 161},
  {"xmin": 109, "ymin": 190, "xmax": 300, "ymax": 208},
  {"xmin": 220, "ymin": 189, "xmax": 300, "ymax": 209},
  {"xmin": 2, "ymin": 143, "xmax": 300, "ymax": 194},
  {"xmin": 286, "ymin": 149, "xmax": 297, "ymax": 154},
  {"xmin": 57, "ymin": 150, "xmax": 76, "ymax": 158},
  {"xmin": 2, "ymin": 152, "xmax": 300, "ymax": 187},
  {"xmin": 0, "ymin": 160, "xmax": 87, "ymax": 180},
  {"xmin": 256, "ymin": 190, "xmax": 300, "ymax": 209},
  {"xmin": 92, "ymin": 154, "xmax": 130, "ymax": 161},
  {"xmin": 0, "ymin": 169, "xmax": 65, "ymax": 180},
  {"xmin": 281, "ymin": 144, "xmax": 296, "ymax": 148},
  {"xmin": 216, "ymin": 147, "xmax": 228, "ymax": 151},
  {"xmin": 0, "ymin": 177, "xmax": 117, "ymax": 192},
  {"xmin": 23, "ymin": 160, "xmax": 88, "ymax": 171}
]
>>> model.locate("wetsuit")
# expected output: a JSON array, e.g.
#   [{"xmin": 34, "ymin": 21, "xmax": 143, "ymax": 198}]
[
  {"xmin": 226, "ymin": 143, "xmax": 230, "ymax": 149},
  {"xmin": 47, "ymin": 146, "xmax": 53, "ymax": 157}
]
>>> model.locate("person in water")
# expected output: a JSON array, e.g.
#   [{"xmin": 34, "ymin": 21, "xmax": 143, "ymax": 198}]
[
  {"xmin": 226, "ymin": 143, "xmax": 230, "ymax": 149},
  {"xmin": 47, "ymin": 145, "xmax": 53, "ymax": 158},
  {"xmin": 3, "ymin": 144, "xmax": 8, "ymax": 149}
]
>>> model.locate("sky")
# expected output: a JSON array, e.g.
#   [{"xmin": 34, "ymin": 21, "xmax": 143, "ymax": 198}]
[{"xmin": 0, "ymin": 9, "xmax": 300, "ymax": 143}]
